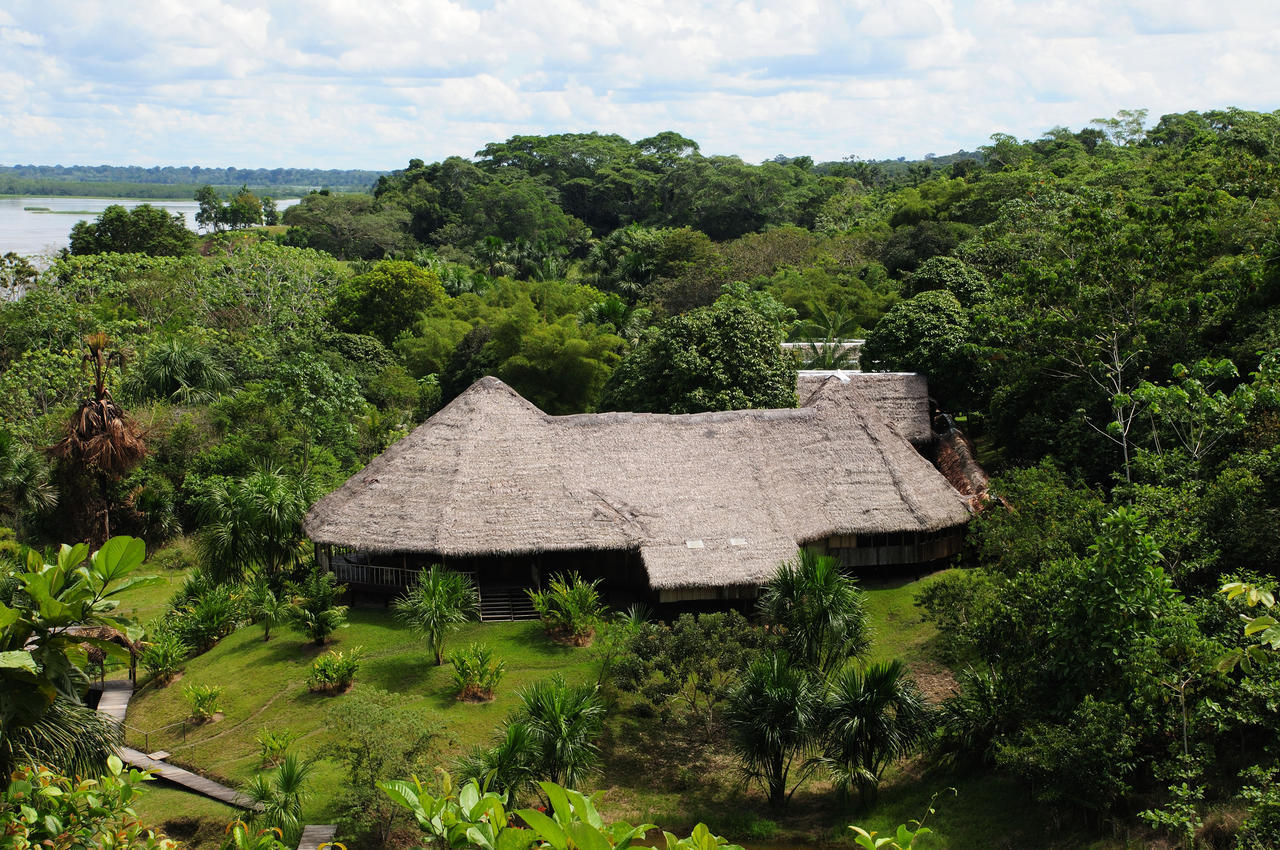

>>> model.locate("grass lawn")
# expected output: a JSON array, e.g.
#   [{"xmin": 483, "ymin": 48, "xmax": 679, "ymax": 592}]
[{"xmin": 118, "ymin": 571, "xmax": 1101, "ymax": 849}]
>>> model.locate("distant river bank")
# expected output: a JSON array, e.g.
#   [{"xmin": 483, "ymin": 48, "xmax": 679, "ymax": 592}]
[{"xmin": 0, "ymin": 196, "xmax": 300, "ymax": 259}]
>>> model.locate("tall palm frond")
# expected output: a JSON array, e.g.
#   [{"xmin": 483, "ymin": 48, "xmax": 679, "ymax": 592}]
[
  {"xmin": 0, "ymin": 695, "xmax": 122, "ymax": 778},
  {"xmin": 759, "ymin": 549, "xmax": 870, "ymax": 677}
]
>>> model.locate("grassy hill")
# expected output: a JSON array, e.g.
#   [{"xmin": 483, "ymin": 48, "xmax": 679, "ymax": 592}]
[{"xmin": 119, "ymin": 571, "xmax": 1100, "ymax": 849}]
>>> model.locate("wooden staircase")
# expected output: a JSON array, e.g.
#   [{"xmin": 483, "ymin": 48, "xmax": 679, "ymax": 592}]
[{"xmin": 478, "ymin": 585, "xmax": 539, "ymax": 622}]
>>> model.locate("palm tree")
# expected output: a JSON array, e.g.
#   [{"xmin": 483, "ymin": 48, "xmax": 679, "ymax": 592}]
[
  {"xmin": 126, "ymin": 336, "xmax": 231, "ymax": 404},
  {"xmin": 818, "ymin": 660, "xmax": 931, "ymax": 804},
  {"xmin": 0, "ymin": 430, "xmax": 57, "ymax": 536},
  {"xmin": 197, "ymin": 465, "xmax": 315, "ymax": 586},
  {"xmin": 795, "ymin": 304, "xmax": 862, "ymax": 370},
  {"xmin": 288, "ymin": 566, "xmax": 348, "ymax": 645},
  {"xmin": 394, "ymin": 565, "xmax": 479, "ymax": 665},
  {"xmin": 0, "ymin": 696, "xmax": 122, "ymax": 779},
  {"xmin": 244, "ymin": 753, "xmax": 315, "ymax": 846},
  {"xmin": 457, "ymin": 720, "xmax": 540, "ymax": 801},
  {"xmin": 758, "ymin": 549, "xmax": 870, "ymax": 677},
  {"xmin": 517, "ymin": 675, "xmax": 605, "ymax": 790},
  {"xmin": 246, "ymin": 579, "xmax": 289, "ymax": 641},
  {"xmin": 724, "ymin": 652, "xmax": 823, "ymax": 810},
  {"xmin": 48, "ymin": 333, "xmax": 146, "ymax": 544}
]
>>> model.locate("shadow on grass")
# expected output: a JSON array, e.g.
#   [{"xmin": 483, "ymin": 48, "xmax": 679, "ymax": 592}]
[
  {"xmin": 363, "ymin": 651, "xmax": 444, "ymax": 693},
  {"xmin": 255, "ymin": 636, "xmax": 333, "ymax": 666}
]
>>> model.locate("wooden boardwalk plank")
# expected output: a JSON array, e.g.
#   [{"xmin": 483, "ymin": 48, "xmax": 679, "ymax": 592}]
[
  {"xmin": 297, "ymin": 825, "xmax": 338, "ymax": 849},
  {"xmin": 97, "ymin": 680, "xmax": 132, "ymax": 723},
  {"xmin": 119, "ymin": 747, "xmax": 261, "ymax": 810}
]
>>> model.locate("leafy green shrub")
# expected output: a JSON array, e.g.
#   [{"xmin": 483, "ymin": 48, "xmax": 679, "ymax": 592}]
[
  {"xmin": 1233, "ymin": 763, "xmax": 1280, "ymax": 850},
  {"xmin": 0, "ymin": 758, "xmax": 176, "ymax": 849},
  {"xmin": 612, "ymin": 609, "xmax": 769, "ymax": 740},
  {"xmin": 381, "ymin": 775, "xmax": 743, "ymax": 850},
  {"xmin": 528, "ymin": 572, "xmax": 605, "ymax": 646},
  {"xmin": 170, "ymin": 580, "xmax": 244, "ymax": 652},
  {"xmin": 183, "ymin": 683, "xmax": 224, "ymax": 722},
  {"xmin": 326, "ymin": 688, "xmax": 440, "ymax": 848},
  {"xmin": 448, "ymin": 643, "xmax": 506, "ymax": 701},
  {"xmin": 995, "ymin": 696, "xmax": 1137, "ymax": 815},
  {"xmin": 256, "ymin": 727, "xmax": 302, "ymax": 767},
  {"xmin": 168, "ymin": 567, "xmax": 218, "ymax": 610},
  {"xmin": 144, "ymin": 536, "xmax": 201, "ymax": 573},
  {"xmin": 308, "ymin": 648, "xmax": 362, "ymax": 695},
  {"xmin": 139, "ymin": 626, "xmax": 189, "ymax": 687}
]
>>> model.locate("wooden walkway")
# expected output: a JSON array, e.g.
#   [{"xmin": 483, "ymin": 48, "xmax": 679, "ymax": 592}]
[
  {"xmin": 296, "ymin": 825, "xmax": 338, "ymax": 849},
  {"xmin": 118, "ymin": 746, "xmax": 260, "ymax": 810},
  {"xmin": 96, "ymin": 679, "xmax": 261, "ymax": 811},
  {"xmin": 98, "ymin": 679, "xmax": 132, "ymax": 723}
]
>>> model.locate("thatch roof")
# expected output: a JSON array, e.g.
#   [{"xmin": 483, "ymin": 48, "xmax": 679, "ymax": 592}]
[
  {"xmin": 797, "ymin": 370, "xmax": 932, "ymax": 444},
  {"xmin": 304, "ymin": 376, "xmax": 970, "ymax": 591}
]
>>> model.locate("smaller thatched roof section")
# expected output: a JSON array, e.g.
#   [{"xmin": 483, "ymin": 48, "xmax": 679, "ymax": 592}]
[
  {"xmin": 797, "ymin": 370, "xmax": 932, "ymax": 444},
  {"xmin": 306, "ymin": 376, "xmax": 969, "ymax": 592}
]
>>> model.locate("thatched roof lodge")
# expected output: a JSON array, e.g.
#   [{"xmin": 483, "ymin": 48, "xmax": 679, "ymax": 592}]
[{"xmin": 305, "ymin": 374, "xmax": 972, "ymax": 605}]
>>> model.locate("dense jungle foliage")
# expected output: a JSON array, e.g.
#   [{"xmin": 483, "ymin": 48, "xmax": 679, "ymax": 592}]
[{"xmin": 4, "ymin": 107, "xmax": 1280, "ymax": 847}]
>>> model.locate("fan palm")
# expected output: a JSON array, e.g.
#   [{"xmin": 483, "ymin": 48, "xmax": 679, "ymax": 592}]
[
  {"xmin": 517, "ymin": 675, "xmax": 606, "ymax": 790},
  {"xmin": 758, "ymin": 549, "xmax": 870, "ymax": 677},
  {"xmin": 0, "ymin": 695, "xmax": 122, "ymax": 779},
  {"xmin": 197, "ymin": 465, "xmax": 315, "ymax": 586},
  {"xmin": 0, "ymin": 430, "xmax": 57, "ymax": 535},
  {"xmin": 724, "ymin": 651, "xmax": 823, "ymax": 810},
  {"xmin": 818, "ymin": 660, "xmax": 931, "ymax": 804},
  {"xmin": 394, "ymin": 565, "xmax": 479, "ymax": 665},
  {"xmin": 127, "ymin": 336, "xmax": 231, "ymax": 404}
]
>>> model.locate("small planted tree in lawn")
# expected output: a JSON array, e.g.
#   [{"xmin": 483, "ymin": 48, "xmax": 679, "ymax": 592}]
[
  {"xmin": 394, "ymin": 565, "xmax": 478, "ymax": 665},
  {"xmin": 528, "ymin": 572, "xmax": 606, "ymax": 646},
  {"xmin": 724, "ymin": 652, "xmax": 823, "ymax": 810},
  {"xmin": 247, "ymin": 579, "xmax": 288, "ymax": 641},
  {"xmin": 818, "ymin": 660, "xmax": 932, "ymax": 804},
  {"xmin": 288, "ymin": 565, "xmax": 348, "ymax": 645},
  {"xmin": 243, "ymin": 754, "xmax": 315, "ymax": 847}
]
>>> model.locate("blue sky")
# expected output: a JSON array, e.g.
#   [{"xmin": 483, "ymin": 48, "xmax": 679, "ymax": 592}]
[{"xmin": 2, "ymin": 0, "xmax": 1278, "ymax": 169}]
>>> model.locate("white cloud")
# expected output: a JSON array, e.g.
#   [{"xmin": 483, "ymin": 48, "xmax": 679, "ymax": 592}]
[{"xmin": 1, "ymin": 0, "xmax": 1278, "ymax": 168}]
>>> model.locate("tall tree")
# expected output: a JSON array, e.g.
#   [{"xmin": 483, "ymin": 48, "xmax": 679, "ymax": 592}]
[{"xmin": 48, "ymin": 333, "xmax": 146, "ymax": 544}]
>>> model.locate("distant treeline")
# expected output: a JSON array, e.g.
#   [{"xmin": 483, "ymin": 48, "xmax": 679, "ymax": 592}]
[
  {"xmin": 0, "ymin": 178, "xmax": 306, "ymax": 200},
  {"xmin": 1, "ymin": 164, "xmax": 386, "ymax": 194}
]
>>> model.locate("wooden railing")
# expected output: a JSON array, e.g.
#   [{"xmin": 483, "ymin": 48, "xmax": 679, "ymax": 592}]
[{"xmin": 331, "ymin": 560, "xmax": 419, "ymax": 589}]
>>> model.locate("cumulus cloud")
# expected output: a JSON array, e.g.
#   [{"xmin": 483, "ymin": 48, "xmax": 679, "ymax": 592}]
[{"xmin": 1, "ymin": 0, "xmax": 1278, "ymax": 168}]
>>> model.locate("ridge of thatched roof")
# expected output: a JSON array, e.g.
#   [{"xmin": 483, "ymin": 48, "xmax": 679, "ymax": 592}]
[
  {"xmin": 797, "ymin": 370, "xmax": 932, "ymax": 444},
  {"xmin": 304, "ymin": 376, "xmax": 970, "ymax": 590}
]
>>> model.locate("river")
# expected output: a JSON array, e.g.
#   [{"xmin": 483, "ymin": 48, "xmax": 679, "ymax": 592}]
[{"xmin": 0, "ymin": 196, "xmax": 300, "ymax": 259}]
